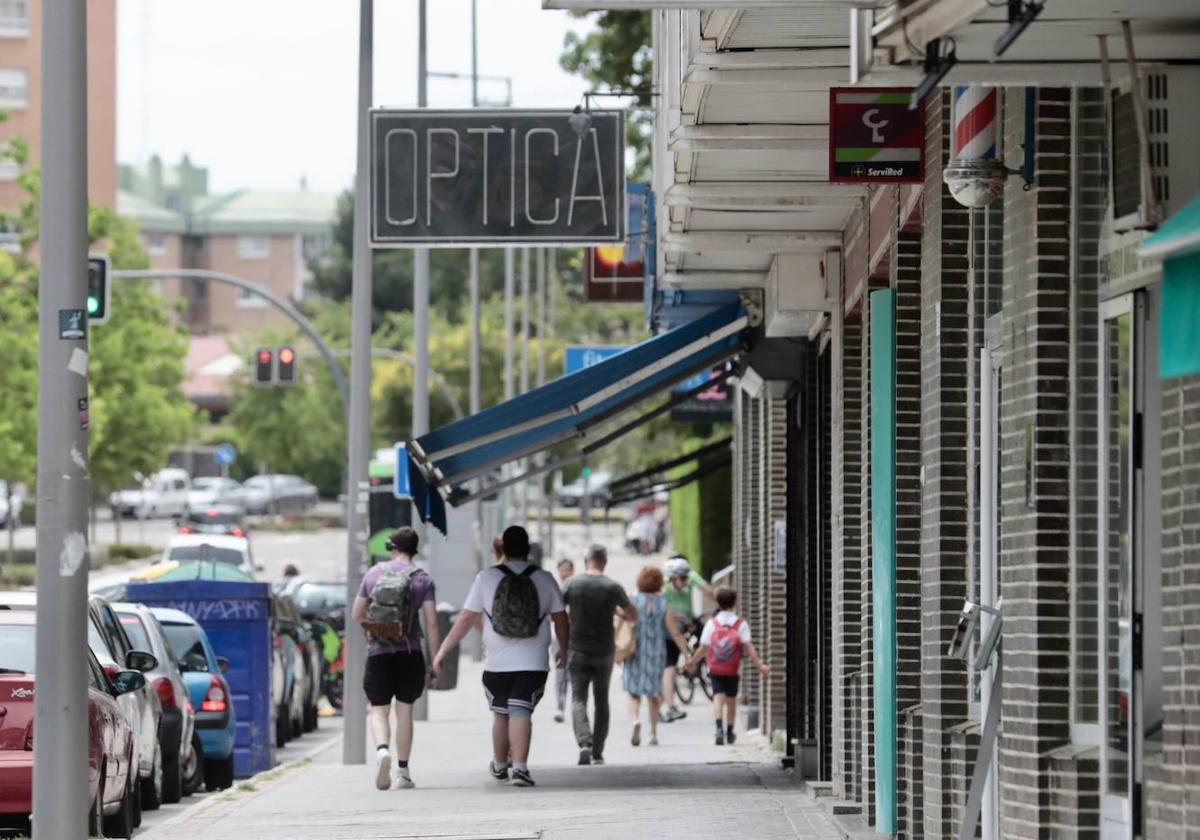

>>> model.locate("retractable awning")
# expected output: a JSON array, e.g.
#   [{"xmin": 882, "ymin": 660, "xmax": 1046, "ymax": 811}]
[
  {"xmin": 410, "ymin": 302, "xmax": 748, "ymax": 490},
  {"xmin": 606, "ymin": 450, "xmax": 733, "ymax": 508}
]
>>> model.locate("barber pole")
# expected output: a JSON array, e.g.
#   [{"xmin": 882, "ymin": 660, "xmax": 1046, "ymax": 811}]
[{"xmin": 943, "ymin": 85, "xmax": 1007, "ymax": 207}]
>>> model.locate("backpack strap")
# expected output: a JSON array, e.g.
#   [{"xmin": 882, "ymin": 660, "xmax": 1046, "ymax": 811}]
[{"xmin": 519, "ymin": 566, "xmax": 537, "ymax": 578}]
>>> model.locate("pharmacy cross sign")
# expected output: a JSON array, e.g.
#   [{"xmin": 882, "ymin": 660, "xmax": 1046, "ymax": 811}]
[
  {"xmin": 370, "ymin": 109, "xmax": 626, "ymax": 246},
  {"xmin": 828, "ymin": 88, "xmax": 924, "ymax": 184}
]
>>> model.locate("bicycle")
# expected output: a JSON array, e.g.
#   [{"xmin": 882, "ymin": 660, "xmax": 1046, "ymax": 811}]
[{"xmin": 673, "ymin": 618, "xmax": 713, "ymax": 705}]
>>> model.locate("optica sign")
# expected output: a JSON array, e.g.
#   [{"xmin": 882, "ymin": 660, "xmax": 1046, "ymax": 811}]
[
  {"xmin": 370, "ymin": 109, "xmax": 626, "ymax": 246},
  {"xmin": 828, "ymin": 88, "xmax": 923, "ymax": 184}
]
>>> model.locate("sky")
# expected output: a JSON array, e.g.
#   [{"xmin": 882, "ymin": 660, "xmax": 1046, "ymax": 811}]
[{"xmin": 117, "ymin": 0, "xmax": 595, "ymax": 194}]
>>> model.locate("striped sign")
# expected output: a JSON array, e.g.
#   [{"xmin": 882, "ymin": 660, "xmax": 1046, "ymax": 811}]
[
  {"xmin": 952, "ymin": 86, "xmax": 999, "ymax": 161},
  {"xmin": 829, "ymin": 88, "xmax": 924, "ymax": 184}
]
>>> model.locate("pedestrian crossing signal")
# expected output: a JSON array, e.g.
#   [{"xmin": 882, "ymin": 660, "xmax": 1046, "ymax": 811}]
[
  {"xmin": 87, "ymin": 254, "xmax": 111, "ymax": 325},
  {"xmin": 277, "ymin": 346, "xmax": 296, "ymax": 384},
  {"xmin": 254, "ymin": 348, "xmax": 274, "ymax": 384}
]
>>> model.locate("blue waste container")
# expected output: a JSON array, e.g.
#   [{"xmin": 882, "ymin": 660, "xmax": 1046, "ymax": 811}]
[{"xmin": 126, "ymin": 580, "xmax": 274, "ymax": 777}]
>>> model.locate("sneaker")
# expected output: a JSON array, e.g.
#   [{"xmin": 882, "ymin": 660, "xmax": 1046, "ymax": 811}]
[
  {"xmin": 395, "ymin": 767, "xmax": 415, "ymax": 789},
  {"xmin": 649, "ymin": 735, "xmax": 659, "ymax": 746},
  {"xmin": 490, "ymin": 761, "xmax": 510, "ymax": 781},
  {"xmin": 662, "ymin": 706, "xmax": 687, "ymax": 723},
  {"xmin": 375, "ymin": 750, "xmax": 392, "ymax": 790},
  {"xmin": 578, "ymin": 747, "xmax": 592, "ymax": 765},
  {"xmin": 592, "ymin": 756, "xmax": 605, "ymax": 765},
  {"xmin": 727, "ymin": 730, "xmax": 737, "ymax": 745},
  {"xmin": 511, "ymin": 768, "xmax": 536, "ymax": 787},
  {"xmin": 631, "ymin": 722, "xmax": 642, "ymax": 747},
  {"xmin": 554, "ymin": 711, "xmax": 565, "ymax": 723},
  {"xmin": 715, "ymin": 730, "xmax": 726, "ymax": 746}
]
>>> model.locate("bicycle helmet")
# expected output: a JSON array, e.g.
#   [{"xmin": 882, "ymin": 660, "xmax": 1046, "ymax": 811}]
[{"xmin": 665, "ymin": 556, "xmax": 691, "ymax": 580}]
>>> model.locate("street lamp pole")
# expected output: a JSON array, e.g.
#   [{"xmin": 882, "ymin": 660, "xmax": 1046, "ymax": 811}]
[
  {"xmin": 33, "ymin": 0, "xmax": 90, "ymax": 834},
  {"xmin": 519, "ymin": 248, "xmax": 530, "ymax": 524},
  {"xmin": 342, "ymin": 0, "xmax": 373, "ymax": 766}
]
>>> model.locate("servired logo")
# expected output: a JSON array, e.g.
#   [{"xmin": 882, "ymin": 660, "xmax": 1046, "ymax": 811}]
[{"xmin": 11, "ymin": 687, "xmax": 33, "ymax": 699}]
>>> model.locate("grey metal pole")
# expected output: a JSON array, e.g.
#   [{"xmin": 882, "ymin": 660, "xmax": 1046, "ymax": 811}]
[
  {"xmin": 34, "ymin": 0, "xmax": 90, "ymax": 836},
  {"xmin": 471, "ymin": 0, "xmax": 479, "ymax": 108},
  {"xmin": 519, "ymin": 248, "xmax": 530, "ymax": 524},
  {"xmin": 412, "ymin": 0, "xmax": 431, "ymax": 724},
  {"xmin": 342, "ymin": 0, "xmax": 373, "ymax": 767},
  {"xmin": 502, "ymin": 248, "xmax": 515, "ymax": 525},
  {"xmin": 535, "ymin": 248, "xmax": 547, "ymax": 550}
]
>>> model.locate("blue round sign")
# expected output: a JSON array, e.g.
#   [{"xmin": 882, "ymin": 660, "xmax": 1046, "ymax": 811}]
[{"xmin": 214, "ymin": 443, "xmax": 237, "ymax": 467}]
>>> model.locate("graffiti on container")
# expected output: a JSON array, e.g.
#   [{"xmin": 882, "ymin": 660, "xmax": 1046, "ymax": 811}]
[{"xmin": 161, "ymin": 599, "xmax": 265, "ymax": 621}]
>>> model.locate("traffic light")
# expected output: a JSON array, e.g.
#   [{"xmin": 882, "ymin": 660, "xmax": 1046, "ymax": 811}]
[
  {"xmin": 277, "ymin": 346, "xmax": 296, "ymax": 384},
  {"xmin": 254, "ymin": 347, "xmax": 274, "ymax": 384},
  {"xmin": 86, "ymin": 254, "xmax": 111, "ymax": 325}
]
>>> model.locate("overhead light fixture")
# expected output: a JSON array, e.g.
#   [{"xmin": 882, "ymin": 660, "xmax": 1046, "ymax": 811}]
[
  {"xmin": 909, "ymin": 38, "xmax": 957, "ymax": 110},
  {"xmin": 994, "ymin": 0, "xmax": 1044, "ymax": 57}
]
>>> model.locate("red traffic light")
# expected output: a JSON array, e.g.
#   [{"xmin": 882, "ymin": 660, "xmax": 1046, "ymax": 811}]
[
  {"xmin": 254, "ymin": 347, "xmax": 274, "ymax": 384},
  {"xmin": 278, "ymin": 347, "xmax": 295, "ymax": 365},
  {"xmin": 257, "ymin": 349, "xmax": 272, "ymax": 364},
  {"xmin": 277, "ymin": 345, "xmax": 297, "ymax": 384}
]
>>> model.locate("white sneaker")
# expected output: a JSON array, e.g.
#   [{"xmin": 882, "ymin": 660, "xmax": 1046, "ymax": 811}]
[
  {"xmin": 375, "ymin": 749, "xmax": 391, "ymax": 791},
  {"xmin": 395, "ymin": 767, "xmax": 415, "ymax": 789}
]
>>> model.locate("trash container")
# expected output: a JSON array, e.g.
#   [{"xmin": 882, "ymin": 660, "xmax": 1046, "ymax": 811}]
[
  {"xmin": 431, "ymin": 602, "xmax": 459, "ymax": 691},
  {"xmin": 126, "ymin": 580, "xmax": 274, "ymax": 777}
]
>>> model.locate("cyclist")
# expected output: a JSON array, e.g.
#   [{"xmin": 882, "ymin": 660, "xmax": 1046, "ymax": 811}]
[{"xmin": 661, "ymin": 555, "xmax": 714, "ymax": 722}]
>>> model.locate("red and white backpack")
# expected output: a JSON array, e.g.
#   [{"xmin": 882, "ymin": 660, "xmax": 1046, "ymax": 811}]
[{"xmin": 707, "ymin": 617, "xmax": 744, "ymax": 676}]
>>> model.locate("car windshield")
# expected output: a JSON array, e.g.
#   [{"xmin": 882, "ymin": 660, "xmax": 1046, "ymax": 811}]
[
  {"xmin": 294, "ymin": 583, "xmax": 346, "ymax": 613},
  {"xmin": 119, "ymin": 614, "xmax": 152, "ymax": 652},
  {"xmin": 186, "ymin": 509, "xmax": 240, "ymax": 526},
  {"xmin": 0, "ymin": 625, "xmax": 35, "ymax": 673},
  {"xmin": 160, "ymin": 623, "xmax": 208, "ymax": 672},
  {"xmin": 167, "ymin": 544, "xmax": 245, "ymax": 565},
  {"xmin": 192, "ymin": 478, "xmax": 220, "ymax": 490},
  {"xmin": 244, "ymin": 476, "xmax": 271, "ymax": 487}
]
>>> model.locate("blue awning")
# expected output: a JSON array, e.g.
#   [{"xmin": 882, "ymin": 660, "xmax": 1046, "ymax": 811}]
[{"xmin": 409, "ymin": 302, "xmax": 747, "ymax": 492}]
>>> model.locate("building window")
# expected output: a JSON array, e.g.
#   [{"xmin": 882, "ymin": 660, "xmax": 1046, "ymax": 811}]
[
  {"xmin": 146, "ymin": 232, "xmax": 168, "ymax": 256},
  {"xmin": 0, "ymin": 219, "xmax": 20, "ymax": 253},
  {"xmin": 236, "ymin": 284, "xmax": 267, "ymax": 308},
  {"xmin": 0, "ymin": 68, "xmax": 28, "ymax": 109},
  {"xmin": 236, "ymin": 235, "xmax": 270, "ymax": 259},
  {"xmin": 0, "ymin": 0, "xmax": 28, "ymax": 37},
  {"xmin": 0, "ymin": 157, "xmax": 19, "ymax": 181},
  {"xmin": 301, "ymin": 233, "xmax": 332, "ymax": 263}
]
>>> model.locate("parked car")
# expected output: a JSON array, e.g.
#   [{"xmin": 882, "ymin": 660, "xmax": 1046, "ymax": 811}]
[
  {"xmin": 86, "ymin": 594, "xmax": 165, "ymax": 817},
  {"xmin": 186, "ymin": 477, "xmax": 247, "ymax": 511},
  {"xmin": 0, "ymin": 480, "xmax": 22, "ymax": 528},
  {"xmin": 556, "ymin": 471, "xmax": 612, "ymax": 508},
  {"xmin": 151, "ymin": 608, "xmax": 237, "ymax": 791},
  {"xmin": 270, "ymin": 600, "xmax": 307, "ymax": 747},
  {"xmin": 243, "ymin": 474, "xmax": 319, "ymax": 515},
  {"xmin": 160, "ymin": 533, "xmax": 260, "ymax": 578},
  {"xmin": 275, "ymin": 593, "xmax": 321, "ymax": 733},
  {"xmin": 0, "ymin": 592, "xmax": 162, "ymax": 825},
  {"xmin": 109, "ymin": 468, "xmax": 192, "ymax": 519},
  {"xmin": 115, "ymin": 603, "xmax": 197, "ymax": 804},
  {"xmin": 178, "ymin": 504, "xmax": 248, "ymax": 538},
  {"xmin": 281, "ymin": 578, "xmax": 347, "ymax": 711}
]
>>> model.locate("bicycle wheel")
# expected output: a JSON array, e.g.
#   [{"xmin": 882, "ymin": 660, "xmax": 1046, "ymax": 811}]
[
  {"xmin": 675, "ymin": 667, "xmax": 695, "ymax": 705},
  {"xmin": 698, "ymin": 659, "xmax": 714, "ymax": 700}
]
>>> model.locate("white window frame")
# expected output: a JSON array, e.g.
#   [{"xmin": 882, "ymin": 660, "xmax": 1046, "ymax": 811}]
[
  {"xmin": 236, "ymin": 235, "xmax": 271, "ymax": 259},
  {"xmin": 0, "ymin": 157, "xmax": 19, "ymax": 181},
  {"xmin": 0, "ymin": 67, "xmax": 28, "ymax": 109},
  {"xmin": 0, "ymin": 0, "xmax": 29, "ymax": 38},
  {"xmin": 145, "ymin": 232, "xmax": 168, "ymax": 256},
  {"xmin": 236, "ymin": 283, "xmax": 268, "ymax": 309}
]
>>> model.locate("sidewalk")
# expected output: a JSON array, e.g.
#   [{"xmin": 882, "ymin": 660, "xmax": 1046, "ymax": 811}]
[{"xmin": 143, "ymin": 658, "xmax": 841, "ymax": 840}]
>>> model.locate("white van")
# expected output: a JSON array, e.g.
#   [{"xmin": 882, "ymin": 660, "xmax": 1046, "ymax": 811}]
[{"xmin": 109, "ymin": 468, "xmax": 193, "ymax": 519}]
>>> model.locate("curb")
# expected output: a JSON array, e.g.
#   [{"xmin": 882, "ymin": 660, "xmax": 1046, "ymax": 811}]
[{"xmin": 136, "ymin": 730, "xmax": 343, "ymax": 839}]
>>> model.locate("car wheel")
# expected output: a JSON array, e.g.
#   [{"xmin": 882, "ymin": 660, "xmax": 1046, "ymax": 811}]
[
  {"xmin": 141, "ymin": 740, "xmax": 163, "ymax": 810},
  {"xmin": 303, "ymin": 699, "xmax": 318, "ymax": 733},
  {"xmin": 162, "ymin": 744, "xmax": 182, "ymax": 804},
  {"xmin": 275, "ymin": 703, "xmax": 288, "ymax": 748},
  {"xmin": 103, "ymin": 769, "xmax": 136, "ymax": 839},
  {"xmin": 203, "ymin": 754, "xmax": 235, "ymax": 791},
  {"xmin": 88, "ymin": 766, "xmax": 103, "ymax": 837},
  {"xmin": 181, "ymin": 733, "xmax": 203, "ymax": 796},
  {"xmin": 130, "ymin": 767, "xmax": 142, "ymax": 828}
]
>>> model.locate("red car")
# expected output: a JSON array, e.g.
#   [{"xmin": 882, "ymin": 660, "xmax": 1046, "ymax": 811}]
[{"xmin": 0, "ymin": 610, "xmax": 145, "ymax": 838}]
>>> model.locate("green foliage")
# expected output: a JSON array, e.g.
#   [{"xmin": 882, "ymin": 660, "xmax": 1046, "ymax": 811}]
[
  {"xmin": 560, "ymin": 11, "xmax": 653, "ymax": 180},
  {"xmin": 668, "ymin": 439, "xmax": 732, "ymax": 579}
]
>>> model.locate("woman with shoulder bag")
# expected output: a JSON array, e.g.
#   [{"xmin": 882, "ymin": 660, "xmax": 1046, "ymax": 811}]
[{"xmin": 621, "ymin": 565, "xmax": 689, "ymax": 747}]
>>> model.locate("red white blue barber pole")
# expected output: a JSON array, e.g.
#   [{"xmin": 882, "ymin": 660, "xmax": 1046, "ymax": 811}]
[{"xmin": 943, "ymin": 85, "xmax": 1008, "ymax": 207}]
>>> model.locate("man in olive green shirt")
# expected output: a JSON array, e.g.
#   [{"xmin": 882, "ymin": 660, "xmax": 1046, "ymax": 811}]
[{"xmin": 661, "ymin": 556, "xmax": 713, "ymax": 722}]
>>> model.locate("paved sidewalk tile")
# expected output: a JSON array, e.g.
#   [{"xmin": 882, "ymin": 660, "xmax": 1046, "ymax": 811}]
[{"xmin": 144, "ymin": 658, "xmax": 841, "ymax": 840}]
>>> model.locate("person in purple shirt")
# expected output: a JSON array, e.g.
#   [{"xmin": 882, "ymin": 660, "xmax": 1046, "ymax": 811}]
[{"xmin": 350, "ymin": 527, "xmax": 440, "ymax": 791}]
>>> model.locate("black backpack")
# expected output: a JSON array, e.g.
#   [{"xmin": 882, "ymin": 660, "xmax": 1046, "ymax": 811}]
[{"xmin": 489, "ymin": 565, "xmax": 543, "ymax": 638}]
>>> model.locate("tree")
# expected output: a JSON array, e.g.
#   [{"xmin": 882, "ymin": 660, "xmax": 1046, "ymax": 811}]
[{"xmin": 560, "ymin": 11, "xmax": 653, "ymax": 180}]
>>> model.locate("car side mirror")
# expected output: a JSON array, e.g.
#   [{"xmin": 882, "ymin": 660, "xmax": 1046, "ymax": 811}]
[
  {"xmin": 125, "ymin": 650, "xmax": 157, "ymax": 673},
  {"xmin": 215, "ymin": 656, "xmax": 230, "ymax": 674},
  {"xmin": 184, "ymin": 652, "xmax": 209, "ymax": 673},
  {"xmin": 111, "ymin": 670, "xmax": 146, "ymax": 695}
]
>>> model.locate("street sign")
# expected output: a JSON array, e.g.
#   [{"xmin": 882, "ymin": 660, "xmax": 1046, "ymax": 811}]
[
  {"xmin": 564, "ymin": 345, "xmax": 625, "ymax": 376},
  {"xmin": 829, "ymin": 88, "xmax": 924, "ymax": 184},
  {"xmin": 214, "ymin": 443, "xmax": 237, "ymax": 467},
  {"xmin": 393, "ymin": 442, "xmax": 413, "ymax": 500},
  {"xmin": 370, "ymin": 109, "xmax": 626, "ymax": 246}
]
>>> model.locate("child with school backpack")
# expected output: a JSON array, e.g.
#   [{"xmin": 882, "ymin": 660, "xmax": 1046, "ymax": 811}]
[{"xmin": 685, "ymin": 586, "xmax": 770, "ymax": 745}]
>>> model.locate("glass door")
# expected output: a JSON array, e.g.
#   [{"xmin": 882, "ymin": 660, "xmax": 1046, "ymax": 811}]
[{"xmin": 1099, "ymin": 294, "xmax": 1139, "ymax": 838}]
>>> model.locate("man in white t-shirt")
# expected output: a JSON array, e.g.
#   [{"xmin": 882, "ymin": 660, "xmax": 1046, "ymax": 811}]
[{"xmin": 433, "ymin": 526, "xmax": 568, "ymax": 788}]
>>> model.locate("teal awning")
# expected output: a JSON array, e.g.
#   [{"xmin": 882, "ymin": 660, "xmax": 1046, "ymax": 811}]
[
  {"xmin": 1141, "ymin": 193, "xmax": 1200, "ymax": 380},
  {"xmin": 1139, "ymin": 193, "xmax": 1200, "ymax": 261}
]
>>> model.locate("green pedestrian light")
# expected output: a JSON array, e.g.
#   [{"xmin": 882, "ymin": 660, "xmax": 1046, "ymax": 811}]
[
  {"xmin": 86, "ymin": 254, "xmax": 111, "ymax": 325},
  {"xmin": 86, "ymin": 294, "xmax": 101, "ymax": 315}
]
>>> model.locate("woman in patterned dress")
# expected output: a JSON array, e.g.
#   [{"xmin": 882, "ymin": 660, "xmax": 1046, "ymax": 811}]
[{"xmin": 623, "ymin": 565, "xmax": 690, "ymax": 746}]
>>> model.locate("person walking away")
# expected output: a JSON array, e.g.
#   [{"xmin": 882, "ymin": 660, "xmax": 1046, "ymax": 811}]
[
  {"xmin": 350, "ymin": 527, "xmax": 440, "ymax": 790},
  {"xmin": 492, "ymin": 534, "xmax": 505, "ymax": 565},
  {"xmin": 686, "ymin": 586, "xmax": 770, "ymax": 745},
  {"xmin": 561, "ymin": 547, "xmax": 635, "ymax": 764},
  {"xmin": 552, "ymin": 558, "xmax": 576, "ymax": 723},
  {"xmin": 433, "ymin": 526, "xmax": 568, "ymax": 788},
  {"xmin": 661, "ymin": 556, "xmax": 714, "ymax": 722},
  {"xmin": 623, "ymin": 565, "xmax": 689, "ymax": 747}
]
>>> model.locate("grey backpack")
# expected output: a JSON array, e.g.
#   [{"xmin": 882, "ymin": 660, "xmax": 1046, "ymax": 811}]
[
  {"xmin": 489, "ymin": 565, "xmax": 543, "ymax": 638},
  {"xmin": 366, "ymin": 564, "xmax": 419, "ymax": 638}
]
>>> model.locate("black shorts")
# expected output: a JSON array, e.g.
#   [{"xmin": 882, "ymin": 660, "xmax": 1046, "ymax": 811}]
[
  {"xmin": 363, "ymin": 650, "xmax": 426, "ymax": 706},
  {"xmin": 665, "ymin": 636, "xmax": 681, "ymax": 669},
  {"xmin": 710, "ymin": 674, "xmax": 740, "ymax": 698},
  {"xmin": 482, "ymin": 670, "xmax": 548, "ymax": 717}
]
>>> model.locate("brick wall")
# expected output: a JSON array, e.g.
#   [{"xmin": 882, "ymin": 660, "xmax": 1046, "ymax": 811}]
[
  {"xmin": 764, "ymin": 396, "xmax": 790, "ymax": 740},
  {"xmin": 919, "ymin": 88, "xmax": 974, "ymax": 839},
  {"xmin": 996, "ymin": 86, "xmax": 1075, "ymax": 839}
]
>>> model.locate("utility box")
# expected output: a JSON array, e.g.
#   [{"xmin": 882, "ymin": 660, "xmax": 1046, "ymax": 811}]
[{"xmin": 126, "ymin": 580, "xmax": 275, "ymax": 777}]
